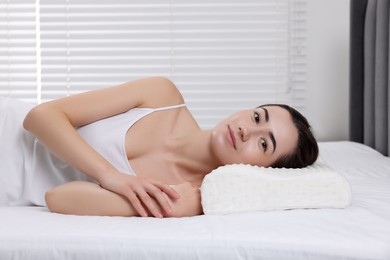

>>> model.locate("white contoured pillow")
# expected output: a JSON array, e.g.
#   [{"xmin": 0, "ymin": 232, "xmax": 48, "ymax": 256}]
[{"xmin": 200, "ymin": 163, "xmax": 352, "ymax": 215}]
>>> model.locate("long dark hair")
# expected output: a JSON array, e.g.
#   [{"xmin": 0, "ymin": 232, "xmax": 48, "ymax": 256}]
[{"xmin": 258, "ymin": 104, "xmax": 319, "ymax": 168}]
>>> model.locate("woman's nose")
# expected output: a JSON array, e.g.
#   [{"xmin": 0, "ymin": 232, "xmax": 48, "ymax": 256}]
[
  {"xmin": 238, "ymin": 126, "xmax": 249, "ymax": 142},
  {"xmin": 239, "ymin": 125, "xmax": 264, "ymax": 142}
]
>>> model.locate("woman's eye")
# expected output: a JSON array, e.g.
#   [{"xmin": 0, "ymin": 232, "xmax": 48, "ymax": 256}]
[
  {"xmin": 260, "ymin": 138, "xmax": 267, "ymax": 152},
  {"xmin": 254, "ymin": 111, "xmax": 260, "ymax": 123}
]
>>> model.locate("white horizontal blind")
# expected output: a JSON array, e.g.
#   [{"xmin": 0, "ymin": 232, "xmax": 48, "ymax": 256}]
[
  {"xmin": 289, "ymin": 0, "xmax": 307, "ymax": 114},
  {"xmin": 0, "ymin": 0, "xmax": 37, "ymax": 102},
  {"xmin": 1, "ymin": 0, "xmax": 307, "ymax": 129}
]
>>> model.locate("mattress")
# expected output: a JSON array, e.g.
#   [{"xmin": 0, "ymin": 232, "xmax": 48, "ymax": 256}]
[{"xmin": 0, "ymin": 141, "xmax": 390, "ymax": 260}]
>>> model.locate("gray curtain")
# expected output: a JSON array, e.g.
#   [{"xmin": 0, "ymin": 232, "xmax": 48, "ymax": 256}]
[{"xmin": 350, "ymin": 0, "xmax": 390, "ymax": 156}]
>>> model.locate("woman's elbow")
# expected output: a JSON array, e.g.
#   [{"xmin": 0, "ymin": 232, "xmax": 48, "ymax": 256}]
[
  {"xmin": 45, "ymin": 183, "xmax": 77, "ymax": 214},
  {"xmin": 45, "ymin": 188, "xmax": 60, "ymax": 213},
  {"xmin": 23, "ymin": 105, "xmax": 45, "ymax": 131}
]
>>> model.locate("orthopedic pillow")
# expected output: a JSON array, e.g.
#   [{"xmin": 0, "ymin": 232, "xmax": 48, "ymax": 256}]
[{"xmin": 200, "ymin": 163, "xmax": 352, "ymax": 215}]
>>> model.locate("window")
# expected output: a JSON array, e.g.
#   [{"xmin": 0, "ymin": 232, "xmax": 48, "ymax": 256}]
[{"xmin": 0, "ymin": 0, "xmax": 307, "ymax": 129}]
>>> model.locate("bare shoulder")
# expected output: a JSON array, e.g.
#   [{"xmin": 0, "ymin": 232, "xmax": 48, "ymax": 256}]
[{"xmin": 139, "ymin": 77, "xmax": 184, "ymax": 108}]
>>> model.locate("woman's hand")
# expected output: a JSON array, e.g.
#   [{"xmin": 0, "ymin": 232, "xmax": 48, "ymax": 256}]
[
  {"xmin": 99, "ymin": 172, "xmax": 180, "ymax": 218},
  {"xmin": 164, "ymin": 182, "xmax": 203, "ymax": 217}
]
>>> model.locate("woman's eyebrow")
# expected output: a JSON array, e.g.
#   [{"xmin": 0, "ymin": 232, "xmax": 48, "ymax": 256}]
[
  {"xmin": 261, "ymin": 107, "xmax": 269, "ymax": 122},
  {"xmin": 261, "ymin": 107, "xmax": 276, "ymax": 153}
]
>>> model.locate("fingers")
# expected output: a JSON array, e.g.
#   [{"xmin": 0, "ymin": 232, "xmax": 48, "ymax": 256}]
[
  {"xmin": 153, "ymin": 181, "xmax": 181, "ymax": 200},
  {"xmin": 136, "ymin": 191, "xmax": 163, "ymax": 218},
  {"xmin": 127, "ymin": 180, "xmax": 177, "ymax": 218},
  {"xmin": 126, "ymin": 192, "xmax": 149, "ymax": 218},
  {"xmin": 141, "ymin": 182, "xmax": 176, "ymax": 217},
  {"xmin": 104, "ymin": 173, "xmax": 182, "ymax": 218}
]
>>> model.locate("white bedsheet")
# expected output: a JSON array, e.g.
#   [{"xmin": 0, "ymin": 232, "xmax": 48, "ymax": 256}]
[{"xmin": 0, "ymin": 141, "xmax": 390, "ymax": 260}]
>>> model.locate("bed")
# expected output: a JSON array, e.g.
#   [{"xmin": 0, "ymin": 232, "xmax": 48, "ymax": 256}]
[
  {"xmin": 2, "ymin": 0, "xmax": 390, "ymax": 258},
  {"xmin": 0, "ymin": 141, "xmax": 390, "ymax": 260}
]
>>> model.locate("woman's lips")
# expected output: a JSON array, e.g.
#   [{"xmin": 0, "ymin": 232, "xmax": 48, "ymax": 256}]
[{"xmin": 227, "ymin": 125, "xmax": 237, "ymax": 150}]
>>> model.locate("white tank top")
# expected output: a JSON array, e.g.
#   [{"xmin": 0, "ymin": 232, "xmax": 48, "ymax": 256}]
[
  {"xmin": 2, "ymin": 99, "xmax": 185, "ymax": 206},
  {"xmin": 77, "ymin": 104, "xmax": 186, "ymax": 175}
]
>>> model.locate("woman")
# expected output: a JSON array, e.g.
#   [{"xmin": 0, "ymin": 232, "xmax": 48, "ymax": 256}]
[{"xmin": 2, "ymin": 77, "xmax": 318, "ymax": 218}]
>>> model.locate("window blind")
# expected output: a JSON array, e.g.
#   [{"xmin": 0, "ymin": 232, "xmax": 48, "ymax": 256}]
[
  {"xmin": 0, "ymin": 0, "xmax": 37, "ymax": 102},
  {"xmin": 1, "ymin": 0, "xmax": 307, "ymax": 129}
]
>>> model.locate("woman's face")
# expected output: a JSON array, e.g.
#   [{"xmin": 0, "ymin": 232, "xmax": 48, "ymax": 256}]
[{"xmin": 210, "ymin": 106, "xmax": 298, "ymax": 167}]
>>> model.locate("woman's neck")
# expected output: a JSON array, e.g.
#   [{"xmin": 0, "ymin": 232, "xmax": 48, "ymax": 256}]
[{"xmin": 166, "ymin": 129, "xmax": 222, "ymax": 184}]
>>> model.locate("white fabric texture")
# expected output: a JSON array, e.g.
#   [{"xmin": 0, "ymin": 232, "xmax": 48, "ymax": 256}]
[
  {"xmin": 0, "ymin": 97, "xmax": 36, "ymax": 206},
  {"xmin": 200, "ymin": 163, "xmax": 351, "ymax": 215},
  {"xmin": 0, "ymin": 142, "xmax": 390, "ymax": 259}
]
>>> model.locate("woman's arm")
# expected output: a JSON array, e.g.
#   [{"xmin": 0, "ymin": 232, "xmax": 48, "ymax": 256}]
[
  {"xmin": 46, "ymin": 181, "xmax": 138, "ymax": 217},
  {"xmin": 46, "ymin": 181, "xmax": 203, "ymax": 218},
  {"xmin": 23, "ymin": 77, "xmax": 183, "ymax": 218}
]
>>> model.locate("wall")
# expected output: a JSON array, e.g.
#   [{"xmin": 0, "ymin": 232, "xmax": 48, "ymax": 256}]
[{"xmin": 306, "ymin": 0, "xmax": 350, "ymax": 141}]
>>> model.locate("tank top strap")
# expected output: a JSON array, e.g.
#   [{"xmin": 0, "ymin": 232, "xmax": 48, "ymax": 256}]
[{"xmin": 152, "ymin": 103, "xmax": 186, "ymax": 111}]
